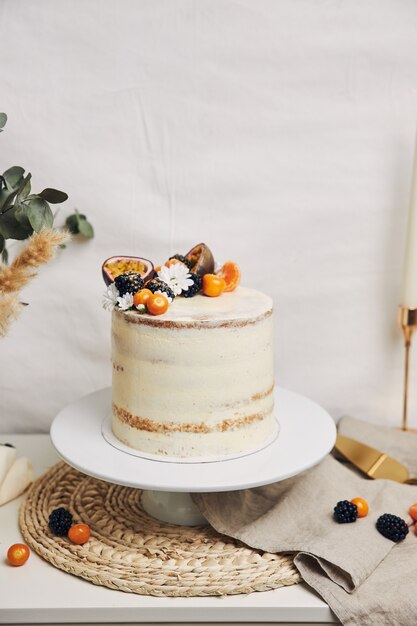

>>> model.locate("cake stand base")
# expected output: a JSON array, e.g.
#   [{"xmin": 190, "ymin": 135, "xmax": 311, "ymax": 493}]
[
  {"xmin": 141, "ymin": 490, "xmax": 207, "ymax": 526},
  {"xmin": 50, "ymin": 386, "xmax": 336, "ymax": 528}
]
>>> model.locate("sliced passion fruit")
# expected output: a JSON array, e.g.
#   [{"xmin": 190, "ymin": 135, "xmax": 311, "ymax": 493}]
[
  {"xmin": 102, "ymin": 256, "xmax": 154, "ymax": 286},
  {"xmin": 185, "ymin": 243, "xmax": 215, "ymax": 277}
]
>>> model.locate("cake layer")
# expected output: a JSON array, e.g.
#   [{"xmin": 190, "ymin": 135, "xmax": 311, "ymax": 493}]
[{"xmin": 111, "ymin": 287, "xmax": 276, "ymax": 458}]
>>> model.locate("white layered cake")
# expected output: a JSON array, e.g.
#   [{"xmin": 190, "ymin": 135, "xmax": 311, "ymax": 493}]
[{"xmin": 111, "ymin": 287, "xmax": 277, "ymax": 459}]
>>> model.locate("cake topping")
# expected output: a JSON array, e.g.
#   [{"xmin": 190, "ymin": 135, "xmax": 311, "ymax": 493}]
[
  {"xmin": 146, "ymin": 278, "xmax": 175, "ymax": 303},
  {"xmin": 167, "ymin": 254, "xmax": 192, "ymax": 270},
  {"xmin": 102, "ymin": 256, "xmax": 154, "ymax": 285},
  {"xmin": 217, "ymin": 261, "xmax": 241, "ymax": 292},
  {"xmin": 101, "ymin": 243, "xmax": 241, "ymax": 316},
  {"xmin": 181, "ymin": 272, "xmax": 202, "ymax": 298},
  {"xmin": 185, "ymin": 243, "xmax": 215, "ymax": 276},
  {"xmin": 147, "ymin": 293, "xmax": 169, "ymax": 316},
  {"xmin": 114, "ymin": 271, "xmax": 143, "ymax": 297},
  {"xmin": 202, "ymin": 274, "xmax": 226, "ymax": 297},
  {"xmin": 157, "ymin": 263, "xmax": 194, "ymax": 296},
  {"xmin": 133, "ymin": 288, "xmax": 153, "ymax": 307}
]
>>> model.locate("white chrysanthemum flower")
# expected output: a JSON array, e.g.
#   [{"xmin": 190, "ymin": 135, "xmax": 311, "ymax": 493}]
[
  {"xmin": 102, "ymin": 283, "xmax": 119, "ymax": 311},
  {"xmin": 135, "ymin": 303, "xmax": 147, "ymax": 313},
  {"xmin": 157, "ymin": 263, "xmax": 193, "ymax": 296},
  {"xmin": 117, "ymin": 292, "xmax": 134, "ymax": 311}
]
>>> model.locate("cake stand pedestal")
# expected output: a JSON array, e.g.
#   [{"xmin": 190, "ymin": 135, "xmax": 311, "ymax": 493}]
[{"xmin": 50, "ymin": 387, "xmax": 336, "ymax": 526}]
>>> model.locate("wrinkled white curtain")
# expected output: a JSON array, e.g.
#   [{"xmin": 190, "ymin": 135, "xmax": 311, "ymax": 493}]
[{"xmin": 0, "ymin": 0, "xmax": 416, "ymax": 432}]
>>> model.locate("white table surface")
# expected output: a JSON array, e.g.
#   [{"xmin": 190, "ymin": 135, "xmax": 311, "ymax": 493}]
[{"xmin": 0, "ymin": 434, "xmax": 338, "ymax": 625}]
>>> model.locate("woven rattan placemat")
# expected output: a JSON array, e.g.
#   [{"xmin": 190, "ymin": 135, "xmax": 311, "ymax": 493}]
[{"xmin": 19, "ymin": 462, "xmax": 300, "ymax": 596}]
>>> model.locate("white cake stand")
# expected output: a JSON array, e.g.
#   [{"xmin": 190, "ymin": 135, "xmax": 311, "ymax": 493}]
[{"xmin": 50, "ymin": 387, "xmax": 336, "ymax": 526}]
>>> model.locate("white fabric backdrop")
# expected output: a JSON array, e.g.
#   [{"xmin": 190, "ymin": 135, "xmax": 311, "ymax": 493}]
[{"xmin": 1, "ymin": 0, "xmax": 417, "ymax": 433}]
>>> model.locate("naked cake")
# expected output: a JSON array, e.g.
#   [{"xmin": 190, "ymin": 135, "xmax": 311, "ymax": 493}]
[{"xmin": 102, "ymin": 244, "xmax": 277, "ymax": 459}]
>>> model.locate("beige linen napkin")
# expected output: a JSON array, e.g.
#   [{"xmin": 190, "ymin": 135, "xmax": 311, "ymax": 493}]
[{"xmin": 194, "ymin": 417, "xmax": 417, "ymax": 626}]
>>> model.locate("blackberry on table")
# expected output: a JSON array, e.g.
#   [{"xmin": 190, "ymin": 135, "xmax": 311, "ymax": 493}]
[
  {"xmin": 376, "ymin": 514, "xmax": 409, "ymax": 542},
  {"xmin": 48, "ymin": 507, "xmax": 73, "ymax": 536},
  {"xmin": 182, "ymin": 272, "xmax": 202, "ymax": 298},
  {"xmin": 146, "ymin": 279, "xmax": 175, "ymax": 302},
  {"xmin": 333, "ymin": 500, "xmax": 358, "ymax": 523},
  {"xmin": 169, "ymin": 254, "xmax": 192, "ymax": 270},
  {"xmin": 114, "ymin": 271, "xmax": 143, "ymax": 296}
]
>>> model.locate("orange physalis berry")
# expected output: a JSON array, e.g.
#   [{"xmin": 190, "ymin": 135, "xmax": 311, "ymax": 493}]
[
  {"xmin": 351, "ymin": 497, "xmax": 369, "ymax": 518},
  {"xmin": 202, "ymin": 274, "xmax": 226, "ymax": 297},
  {"xmin": 217, "ymin": 261, "xmax": 241, "ymax": 292},
  {"xmin": 147, "ymin": 293, "xmax": 169, "ymax": 315},
  {"xmin": 133, "ymin": 288, "xmax": 153, "ymax": 307},
  {"xmin": 165, "ymin": 258, "xmax": 186, "ymax": 268},
  {"xmin": 68, "ymin": 524, "xmax": 91, "ymax": 545},
  {"xmin": 7, "ymin": 543, "xmax": 30, "ymax": 566},
  {"xmin": 154, "ymin": 265, "xmax": 162, "ymax": 273},
  {"xmin": 409, "ymin": 503, "xmax": 417, "ymax": 521}
]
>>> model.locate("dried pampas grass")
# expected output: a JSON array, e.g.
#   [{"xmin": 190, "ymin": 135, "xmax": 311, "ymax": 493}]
[
  {"xmin": 0, "ymin": 293, "xmax": 23, "ymax": 336},
  {"xmin": 0, "ymin": 228, "xmax": 71, "ymax": 336}
]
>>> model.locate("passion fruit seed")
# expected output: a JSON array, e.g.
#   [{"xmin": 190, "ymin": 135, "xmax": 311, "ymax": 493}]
[
  {"xmin": 102, "ymin": 256, "xmax": 154, "ymax": 286},
  {"xmin": 185, "ymin": 243, "xmax": 215, "ymax": 276}
]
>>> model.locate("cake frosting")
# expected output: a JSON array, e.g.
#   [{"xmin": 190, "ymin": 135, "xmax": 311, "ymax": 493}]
[{"xmin": 111, "ymin": 287, "xmax": 277, "ymax": 458}]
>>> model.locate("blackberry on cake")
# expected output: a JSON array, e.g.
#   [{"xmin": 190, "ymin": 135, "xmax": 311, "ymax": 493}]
[
  {"xmin": 181, "ymin": 272, "xmax": 202, "ymax": 297},
  {"xmin": 169, "ymin": 254, "xmax": 192, "ymax": 270},
  {"xmin": 114, "ymin": 271, "xmax": 144, "ymax": 296},
  {"xmin": 146, "ymin": 279, "xmax": 175, "ymax": 302}
]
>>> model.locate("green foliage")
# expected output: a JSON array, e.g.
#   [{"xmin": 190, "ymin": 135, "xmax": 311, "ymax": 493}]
[
  {"xmin": 0, "ymin": 113, "xmax": 7, "ymax": 132},
  {"xmin": 0, "ymin": 113, "xmax": 94, "ymax": 261},
  {"xmin": 65, "ymin": 210, "xmax": 94, "ymax": 238}
]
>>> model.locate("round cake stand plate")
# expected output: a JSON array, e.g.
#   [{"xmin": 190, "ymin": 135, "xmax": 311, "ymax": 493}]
[{"xmin": 50, "ymin": 387, "xmax": 336, "ymax": 526}]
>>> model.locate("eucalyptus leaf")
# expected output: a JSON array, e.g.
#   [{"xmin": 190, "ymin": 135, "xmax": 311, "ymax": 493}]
[
  {"xmin": 0, "ymin": 185, "xmax": 19, "ymax": 213},
  {"xmin": 17, "ymin": 174, "xmax": 32, "ymax": 201},
  {"xmin": 65, "ymin": 213, "xmax": 79, "ymax": 234},
  {"xmin": 78, "ymin": 217, "xmax": 94, "ymax": 238},
  {"xmin": 39, "ymin": 188, "xmax": 68, "ymax": 204},
  {"xmin": 3, "ymin": 166, "xmax": 25, "ymax": 189},
  {"xmin": 27, "ymin": 197, "xmax": 54, "ymax": 232},
  {"xmin": 1, "ymin": 247, "xmax": 8, "ymax": 264},
  {"xmin": 14, "ymin": 202, "xmax": 30, "ymax": 224},
  {"xmin": 0, "ymin": 233, "xmax": 4, "ymax": 253},
  {"xmin": 0, "ymin": 113, "xmax": 7, "ymax": 131},
  {"xmin": 0, "ymin": 206, "xmax": 33, "ymax": 239}
]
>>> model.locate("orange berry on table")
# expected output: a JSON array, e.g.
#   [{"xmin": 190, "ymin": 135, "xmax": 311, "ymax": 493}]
[
  {"xmin": 351, "ymin": 497, "xmax": 369, "ymax": 518},
  {"xmin": 154, "ymin": 265, "xmax": 162, "ymax": 273},
  {"xmin": 147, "ymin": 293, "xmax": 169, "ymax": 316},
  {"xmin": 217, "ymin": 261, "xmax": 241, "ymax": 292},
  {"xmin": 409, "ymin": 503, "xmax": 417, "ymax": 521},
  {"xmin": 68, "ymin": 523, "xmax": 91, "ymax": 545},
  {"xmin": 7, "ymin": 543, "xmax": 30, "ymax": 566},
  {"xmin": 202, "ymin": 274, "xmax": 226, "ymax": 297},
  {"xmin": 133, "ymin": 288, "xmax": 153, "ymax": 307}
]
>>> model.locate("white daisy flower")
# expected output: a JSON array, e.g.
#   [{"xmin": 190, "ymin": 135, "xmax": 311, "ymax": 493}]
[
  {"xmin": 102, "ymin": 283, "xmax": 119, "ymax": 311},
  {"xmin": 135, "ymin": 303, "xmax": 147, "ymax": 313},
  {"xmin": 157, "ymin": 263, "xmax": 194, "ymax": 296},
  {"xmin": 117, "ymin": 292, "xmax": 134, "ymax": 311}
]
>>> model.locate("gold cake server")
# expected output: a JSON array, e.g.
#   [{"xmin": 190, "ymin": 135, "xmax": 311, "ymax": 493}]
[{"xmin": 335, "ymin": 434, "xmax": 417, "ymax": 484}]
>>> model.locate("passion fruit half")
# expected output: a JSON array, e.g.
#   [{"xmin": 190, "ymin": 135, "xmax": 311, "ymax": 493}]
[
  {"xmin": 102, "ymin": 256, "xmax": 154, "ymax": 286},
  {"xmin": 185, "ymin": 243, "xmax": 215, "ymax": 277}
]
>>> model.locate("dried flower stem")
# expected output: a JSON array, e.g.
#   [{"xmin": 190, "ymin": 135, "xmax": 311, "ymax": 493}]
[
  {"xmin": 0, "ymin": 228, "xmax": 71, "ymax": 336},
  {"xmin": 0, "ymin": 228, "xmax": 70, "ymax": 294}
]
